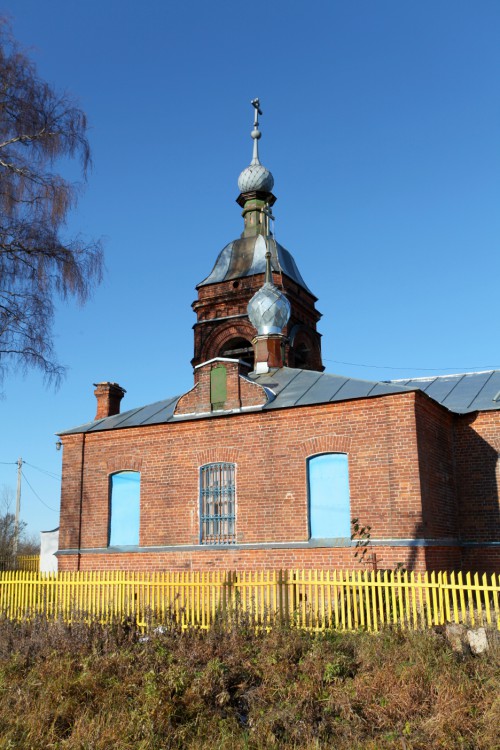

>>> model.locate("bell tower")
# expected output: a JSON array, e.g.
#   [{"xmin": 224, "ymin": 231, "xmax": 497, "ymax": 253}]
[{"xmin": 192, "ymin": 99, "xmax": 323, "ymax": 372}]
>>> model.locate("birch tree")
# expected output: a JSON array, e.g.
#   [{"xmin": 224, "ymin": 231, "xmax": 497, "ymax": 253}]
[{"xmin": 0, "ymin": 18, "xmax": 103, "ymax": 387}]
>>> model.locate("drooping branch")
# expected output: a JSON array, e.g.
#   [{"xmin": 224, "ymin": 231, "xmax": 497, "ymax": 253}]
[{"xmin": 0, "ymin": 17, "xmax": 103, "ymax": 389}]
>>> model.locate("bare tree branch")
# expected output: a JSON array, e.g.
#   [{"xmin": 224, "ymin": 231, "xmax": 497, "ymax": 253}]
[{"xmin": 0, "ymin": 17, "xmax": 103, "ymax": 389}]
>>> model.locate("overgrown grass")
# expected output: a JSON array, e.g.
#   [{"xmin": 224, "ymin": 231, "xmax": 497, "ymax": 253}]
[{"xmin": 0, "ymin": 615, "xmax": 498, "ymax": 749}]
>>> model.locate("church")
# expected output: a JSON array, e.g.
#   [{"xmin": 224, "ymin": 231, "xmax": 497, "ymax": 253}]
[{"xmin": 57, "ymin": 101, "xmax": 500, "ymax": 574}]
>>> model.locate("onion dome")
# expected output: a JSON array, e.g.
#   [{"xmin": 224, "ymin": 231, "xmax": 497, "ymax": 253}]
[
  {"xmin": 247, "ymin": 249, "xmax": 291, "ymax": 335},
  {"xmin": 238, "ymin": 162, "xmax": 274, "ymax": 194},
  {"xmin": 238, "ymin": 98, "xmax": 275, "ymax": 195}
]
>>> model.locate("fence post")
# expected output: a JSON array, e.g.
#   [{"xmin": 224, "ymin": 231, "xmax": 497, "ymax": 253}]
[{"xmin": 276, "ymin": 570, "xmax": 290, "ymax": 626}]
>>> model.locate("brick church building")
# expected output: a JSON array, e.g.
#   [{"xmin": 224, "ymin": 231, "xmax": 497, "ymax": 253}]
[{"xmin": 57, "ymin": 102, "xmax": 500, "ymax": 574}]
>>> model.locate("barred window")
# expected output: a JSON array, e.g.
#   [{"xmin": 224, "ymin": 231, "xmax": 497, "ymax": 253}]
[{"xmin": 200, "ymin": 463, "xmax": 236, "ymax": 544}]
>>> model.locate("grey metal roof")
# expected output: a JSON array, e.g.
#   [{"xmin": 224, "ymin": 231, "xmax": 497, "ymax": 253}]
[
  {"xmin": 59, "ymin": 396, "xmax": 180, "ymax": 436},
  {"xmin": 197, "ymin": 234, "xmax": 314, "ymax": 295},
  {"xmin": 58, "ymin": 369, "xmax": 416, "ymax": 436},
  {"xmin": 389, "ymin": 371, "xmax": 500, "ymax": 414},
  {"xmin": 251, "ymin": 368, "xmax": 417, "ymax": 410},
  {"xmin": 58, "ymin": 368, "xmax": 500, "ymax": 436}
]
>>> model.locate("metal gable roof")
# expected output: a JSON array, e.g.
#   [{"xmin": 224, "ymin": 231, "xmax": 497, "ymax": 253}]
[
  {"xmin": 390, "ymin": 371, "xmax": 500, "ymax": 414},
  {"xmin": 250, "ymin": 368, "xmax": 416, "ymax": 409},
  {"xmin": 58, "ymin": 368, "xmax": 500, "ymax": 436},
  {"xmin": 57, "ymin": 369, "xmax": 416, "ymax": 435},
  {"xmin": 59, "ymin": 396, "xmax": 180, "ymax": 436}
]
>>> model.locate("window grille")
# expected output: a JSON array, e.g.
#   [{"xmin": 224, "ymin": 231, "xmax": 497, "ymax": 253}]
[{"xmin": 200, "ymin": 463, "xmax": 236, "ymax": 544}]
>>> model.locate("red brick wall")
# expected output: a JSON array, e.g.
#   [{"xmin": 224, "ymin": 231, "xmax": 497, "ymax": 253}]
[
  {"xmin": 58, "ymin": 390, "xmax": 500, "ymax": 574},
  {"xmin": 460, "ymin": 547, "xmax": 500, "ymax": 575},
  {"xmin": 60, "ymin": 544, "xmax": 446, "ymax": 572},
  {"xmin": 455, "ymin": 411, "xmax": 500, "ymax": 544},
  {"xmin": 58, "ymin": 391, "xmax": 436, "ymax": 569},
  {"xmin": 192, "ymin": 272, "xmax": 323, "ymax": 371},
  {"xmin": 414, "ymin": 395, "xmax": 456, "ymax": 538},
  {"xmin": 59, "ymin": 433, "xmax": 85, "ymax": 551}
]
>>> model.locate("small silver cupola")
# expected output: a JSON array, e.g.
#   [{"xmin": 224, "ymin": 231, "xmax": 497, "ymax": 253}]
[
  {"xmin": 237, "ymin": 98, "xmax": 275, "ymax": 194},
  {"xmin": 247, "ymin": 247, "xmax": 291, "ymax": 335}
]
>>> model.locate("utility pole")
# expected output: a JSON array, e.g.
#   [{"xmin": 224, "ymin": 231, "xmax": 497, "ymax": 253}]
[{"xmin": 13, "ymin": 457, "xmax": 22, "ymax": 559}]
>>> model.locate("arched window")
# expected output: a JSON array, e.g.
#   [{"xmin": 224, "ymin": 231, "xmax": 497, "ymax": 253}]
[
  {"xmin": 200, "ymin": 463, "xmax": 236, "ymax": 544},
  {"xmin": 307, "ymin": 453, "xmax": 350, "ymax": 539},
  {"xmin": 109, "ymin": 471, "xmax": 141, "ymax": 546}
]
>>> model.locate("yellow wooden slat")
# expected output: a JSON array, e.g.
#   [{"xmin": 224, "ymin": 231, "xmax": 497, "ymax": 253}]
[
  {"xmin": 410, "ymin": 572, "xmax": 418, "ymax": 630},
  {"xmin": 376, "ymin": 571, "xmax": 384, "ymax": 628},
  {"xmin": 396, "ymin": 570, "xmax": 404, "ymax": 629},
  {"xmin": 482, "ymin": 573, "xmax": 491, "ymax": 626},
  {"xmin": 457, "ymin": 571, "xmax": 465, "ymax": 624},
  {"xmin": 492, "ymin": 573, "xmax": 500, "ymax": 632},
  {"xmin": 450, "ymin": 571, "xmax": 459, "ymax": 624},
  {"xmin": 473, "ymin": 572, "xmax": 483, "ymax": 626},
  {"xmin": 362, "ymin": 570, "xmax": 370, "ymax": 632},
  {"xmin": 371, "ymin": 570, "xmax": 377, "ymax": 631},
  {"xmin": 416, "ymin": 572, "xmax": 425, "ymax": 629}
]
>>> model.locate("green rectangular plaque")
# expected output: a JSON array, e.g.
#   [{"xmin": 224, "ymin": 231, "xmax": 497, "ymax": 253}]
[{"xmin": 210, "ymin": 365, "xmax": 227, "ymax": 409}]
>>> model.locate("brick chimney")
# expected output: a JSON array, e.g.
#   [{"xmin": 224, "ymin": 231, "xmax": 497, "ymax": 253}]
[{"xmin": 93, "ymin": 382, "xmax": 126, "ymax": 420}]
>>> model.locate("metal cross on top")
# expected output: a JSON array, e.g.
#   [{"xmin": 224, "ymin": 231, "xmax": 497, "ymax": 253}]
[
  {"xmin": 251, "ymin": 97, "xmax": 263, "ymax": 124},
  {"xmin": 249, "ymin": 98, "xmax": 263, "ymax": 165}
]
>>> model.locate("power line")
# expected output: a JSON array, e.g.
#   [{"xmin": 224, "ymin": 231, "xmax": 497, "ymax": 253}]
[
  {"xmin": 20, "ymin": 470, "xmax": 57, "ymax": 512},
  {"xmin": 0, "ymin": 460, "xmax": 61, "ymax": 480},
  {"xmin": 23, "ymin": 461, "xmax": 61, "ymax": 480},
  {"xmin": 323, "ymin": 358, "xmax": 500, "ymax": 373}
]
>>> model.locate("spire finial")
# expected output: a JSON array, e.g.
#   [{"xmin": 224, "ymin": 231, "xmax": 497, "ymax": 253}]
[
  {"xmin": 238, "ymin": 98, "xmax": 274, "ymax": 195},
  {"xmin": 250, "ymin": 98, "xmax": 262, "ymax": 165}
]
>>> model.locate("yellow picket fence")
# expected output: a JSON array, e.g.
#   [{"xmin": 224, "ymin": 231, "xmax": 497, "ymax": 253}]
[
  {"xmin": 0, "ymin": 555, "xmax": 39, "ymax": 572},
  {"xmin": 0, "ymin": 569, "xmax": 498, "ymax": 632}
]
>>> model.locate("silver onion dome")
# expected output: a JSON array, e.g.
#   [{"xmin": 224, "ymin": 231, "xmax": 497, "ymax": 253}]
[
  {"xmin": 247, "ymin": 281, "xmax": 291, "ymax": 335},
  {"xmin": 247, "ymin": 246, "xmax": 291, "ymax": 335},
  {"xmin": 238, "ymin": 163, "xmax": 274, "ymax": 193},
  {"xmin": 238, "ymin": 98, "xmax": 275, "ymax": 194}
]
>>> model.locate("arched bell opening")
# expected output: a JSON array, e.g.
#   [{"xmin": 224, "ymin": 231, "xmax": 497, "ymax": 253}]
[
  {"xmin": 218, "ymin": 336, "xmax": 255, "ymax": 369},
  {"xmin": 288, "ymin": 325, "xmax": 323, "ymax": 372},
  {"xmin": 293, "ymin": 342, "xmax": 310, "ymax": 369}
]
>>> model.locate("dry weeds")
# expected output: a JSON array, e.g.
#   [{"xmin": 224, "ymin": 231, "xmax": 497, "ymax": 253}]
[{"xmin": 0, "ymin": 615, "xmax": 498, "ymax": 749}]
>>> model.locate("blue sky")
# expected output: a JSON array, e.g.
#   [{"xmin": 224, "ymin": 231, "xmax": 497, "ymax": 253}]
[{"xmin": 0, "ymin": 0, "xmax": 499, "ymax": 538}]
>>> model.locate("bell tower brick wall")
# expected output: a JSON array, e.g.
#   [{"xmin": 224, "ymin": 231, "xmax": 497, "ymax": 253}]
[{"xmin": 192, "ymin": 272, "xmax": 323, "ymax": 370}]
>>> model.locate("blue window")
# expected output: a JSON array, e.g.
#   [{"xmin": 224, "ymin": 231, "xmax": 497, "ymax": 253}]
[
  {"xmin": 307, "ymin": 453, "xmax": 350, "ymax": 539},
  {"xmin": 200, "ymin": 463, "xmax": 236, "ymax": 544},
  {"xmin": 109, "ymin": 471, "xmax": 141, "ymax": 546}
]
